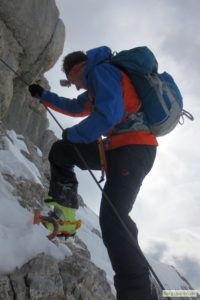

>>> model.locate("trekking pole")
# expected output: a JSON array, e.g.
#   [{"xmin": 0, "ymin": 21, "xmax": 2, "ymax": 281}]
[{"xmin": 0, "ymin": 56, "xmax": 169, "ymax": 299}]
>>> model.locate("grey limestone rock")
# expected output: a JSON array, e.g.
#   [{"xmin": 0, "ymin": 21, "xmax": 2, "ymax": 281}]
[
  {"xmin": 6, "ymin": 253, "xmax": 115, "ymax": 300},
  {"xmin": 59, "ymin": 253, "xmax": 115, "ymax": 300},
  {"xmin": 0, "ymin": 275, "xmax": 14, "ymax": 300},
  {"xmin": 0, "ymin": 0, "xmax": 64, "ymax": 149},
  {"xmin": 0, "ymin": 19, "xmax": 22, "ymax": 120},
  {"xmin": 10, "ymin": 254, "xmax": 65, "ymax": 300}
]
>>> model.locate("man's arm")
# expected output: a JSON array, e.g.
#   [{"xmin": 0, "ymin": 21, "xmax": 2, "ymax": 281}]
[
  {"xmin": 67, "ymin": 64, "xmax": 125, "ymax": 143},
  {"xmin": 41, "ymin": 90, "xmax": 90, "ymax": 117}
]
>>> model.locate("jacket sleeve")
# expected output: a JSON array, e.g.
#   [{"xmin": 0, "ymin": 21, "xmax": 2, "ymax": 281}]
[
  {"xmin": 68, "ymin": 64, "xmax": 125, "ymax": 143},
  {"xmin": 41, "ymin": 90, "xmax": 90, "ymax": 117}
]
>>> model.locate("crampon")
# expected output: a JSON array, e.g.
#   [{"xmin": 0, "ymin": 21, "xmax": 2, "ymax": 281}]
[{"xmin": 33, "ymin": 209, "xmax": 82, "ymax": 240}]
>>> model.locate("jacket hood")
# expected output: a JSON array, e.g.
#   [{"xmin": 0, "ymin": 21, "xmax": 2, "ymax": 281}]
[{"xmin": 85, "ymin": 46, "xmax": 112, "ymax": 75}]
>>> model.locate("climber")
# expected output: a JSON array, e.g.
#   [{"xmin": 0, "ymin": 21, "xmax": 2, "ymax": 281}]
[{"xmin": 29, "ymin": 46, "xmax": 158, "ymax": 300}]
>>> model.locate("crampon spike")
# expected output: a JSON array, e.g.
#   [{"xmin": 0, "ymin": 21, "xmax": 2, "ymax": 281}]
[{"xmin": 33, "ymin": 209, "xmax": 59, "ymax": 240}]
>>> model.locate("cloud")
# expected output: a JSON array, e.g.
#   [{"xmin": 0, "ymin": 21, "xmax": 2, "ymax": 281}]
[
  {"xmin": 173, "ymin": 255, "xmax": 200, "ymax": 289},
  {"xmin": 160, "ymin": 1, "xmax": 200, "ymax": 63},
  {"xmin": 158, "ymin": 1, "xmax": 200, "ymax": 97},
  {"xmin": 143, "ymin": 229, "xmax": 200, "ymax": 289},
  {"xmin": 145, "ymin": 240, "xmax": 169, "ymax": 261}
]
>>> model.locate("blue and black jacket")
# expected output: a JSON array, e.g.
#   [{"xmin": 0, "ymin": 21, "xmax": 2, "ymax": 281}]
[{"xmin": 41, "ymin": 46, "xmax": 157, "ymax": 149}]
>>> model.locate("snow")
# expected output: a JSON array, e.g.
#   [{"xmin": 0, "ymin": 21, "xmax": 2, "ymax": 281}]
[
  {"xmin": 0, "ymin": 129, "xmax": 197, "ymax": 296},
  {"xmin": 149, "ymin": 257, "xmax": 188, "ymax": 290},
  {"xmin": 0, "ymin": 131, "xmax": 71, "ymax": 273},
  {"xmin": 0, "ymin": 130, "xmax": 42, "ymax": 184},
  {"xmin": 0, "ymin": 172, "xmax": 72, "ymax": 274}
]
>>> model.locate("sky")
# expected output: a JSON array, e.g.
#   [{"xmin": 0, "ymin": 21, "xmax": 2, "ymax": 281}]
[{"xmin": 45, "ymin": 0, "xmax": 200, "ymax": 289}]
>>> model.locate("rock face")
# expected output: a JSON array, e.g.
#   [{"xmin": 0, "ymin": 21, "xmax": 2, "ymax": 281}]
[
  {"xmin": 0, "ymin": 0, "xmax": 64, "ymax": 155},
  {"xmin": 0, "ymin": 0, "xmax": 64, "ymax": 75},
  {"xmin": 0, "ymin": 253, "xmax": 115, "ymax": 300}
]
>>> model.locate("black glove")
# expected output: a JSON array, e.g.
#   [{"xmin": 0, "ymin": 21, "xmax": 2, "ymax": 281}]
[{"xmin": 29, "ymin": 84, "xmax": 44, "ymax": 99}]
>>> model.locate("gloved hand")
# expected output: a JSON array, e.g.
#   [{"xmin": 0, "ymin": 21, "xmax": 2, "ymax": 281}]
[{"xmin": 29, "ymin": 84, "xmax": 44, "ymax": 99}]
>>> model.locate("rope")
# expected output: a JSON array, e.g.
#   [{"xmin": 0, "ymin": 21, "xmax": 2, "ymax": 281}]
[
  {"xmin": 0, "ymin": 57, "xmax": 30, "ymax": 86},
  {"xmin": 0, "ymin": 56, "xmax": 170, "ymax": 298}
]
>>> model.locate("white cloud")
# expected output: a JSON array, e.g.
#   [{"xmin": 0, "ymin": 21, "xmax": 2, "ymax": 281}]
[
  {"xmin": 143, "ymin": 229, "xmax": 200, "ymax": 289},
  {"xmin": 172, "ymin": 255, "xmax": 200, "ymax": 289}
]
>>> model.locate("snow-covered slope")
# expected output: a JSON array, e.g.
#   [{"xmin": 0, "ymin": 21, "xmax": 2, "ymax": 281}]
[
  {"xmin": 0, "ymin": 131, "xmax": 70, "ymax": 274},
  {"xmin": 0, "ymin": 129, "xmax": 198, "ymax": 299}
]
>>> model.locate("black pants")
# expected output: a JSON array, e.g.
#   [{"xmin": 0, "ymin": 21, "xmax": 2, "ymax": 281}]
[{"xmin": 49, "ymin": 140, "xmax": 157, "ymax": 299}]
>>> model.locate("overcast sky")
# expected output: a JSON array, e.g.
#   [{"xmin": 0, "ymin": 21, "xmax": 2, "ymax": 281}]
[{"xmin": 45, "ymin": 0, "xmax": 200, "ymax": 289}]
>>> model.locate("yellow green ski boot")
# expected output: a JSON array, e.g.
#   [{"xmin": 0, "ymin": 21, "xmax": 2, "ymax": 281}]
[{"xmin": 44, "ymin": 197, "xmax": 82, "ymax": 237}]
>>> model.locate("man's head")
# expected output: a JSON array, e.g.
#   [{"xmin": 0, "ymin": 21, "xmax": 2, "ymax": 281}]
[{"xmin": 62, "ymin": 51, "xmax": 87, "ymax": 90}]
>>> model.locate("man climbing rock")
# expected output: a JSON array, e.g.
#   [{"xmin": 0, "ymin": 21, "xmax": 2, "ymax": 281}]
[{"xmin": 29, "ymin": 46, "xmax": 158, "ymax": 300}]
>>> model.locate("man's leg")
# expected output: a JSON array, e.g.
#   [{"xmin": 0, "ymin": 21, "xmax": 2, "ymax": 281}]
[
  {"xmin": 47, "ymin": 139, "xmax": 101, "ymax": 234},
  {"xmin": 48, "ymin": 139, "xmax": 101, "ymax": 203},
  {"xmin": 99, "ymin": 145, "xmax": 157, "ymax": 300}
]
